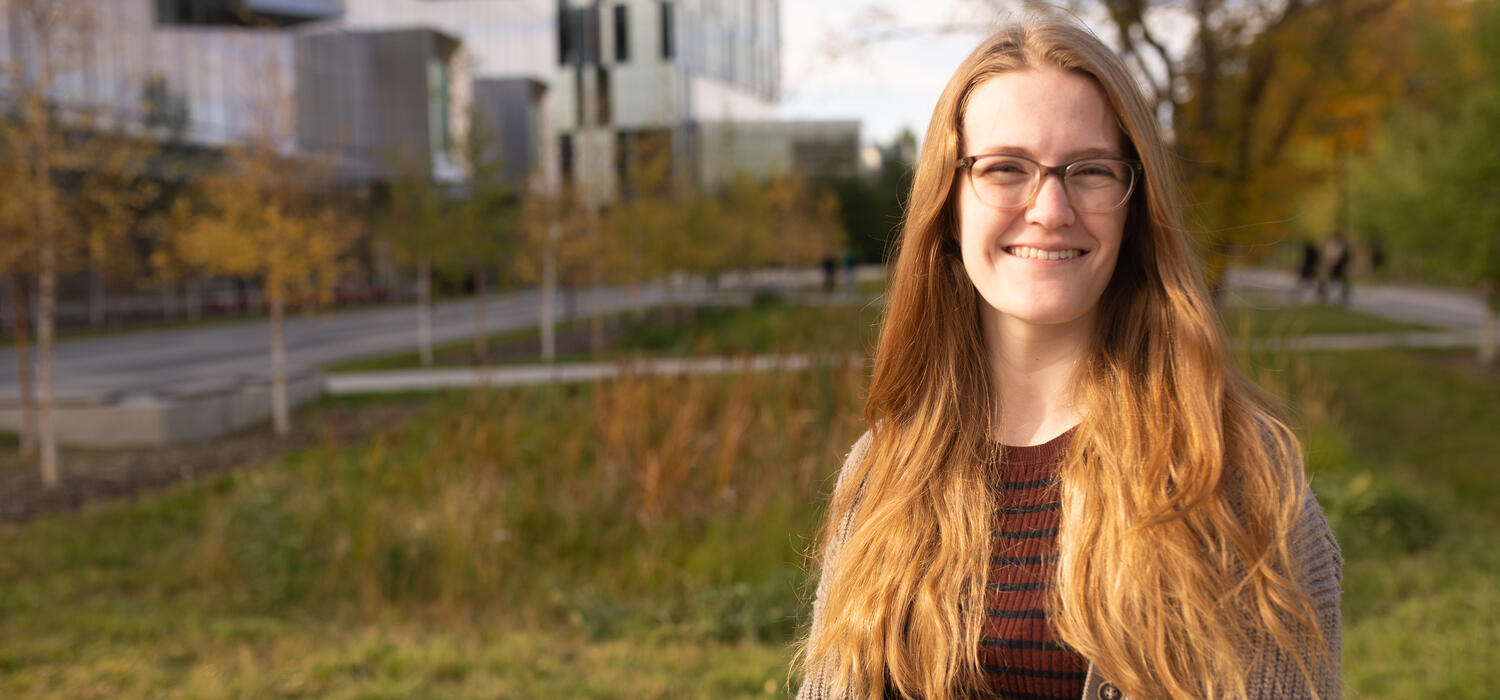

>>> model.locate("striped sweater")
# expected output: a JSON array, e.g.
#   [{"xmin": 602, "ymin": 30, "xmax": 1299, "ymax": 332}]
[
  {"xmin": 979, "ymin": 430, "xmax": 1086, "ymax": 699},
  {"xmin": 797, "ymin": 430, "xmax": 1343, "ymax": 700}
]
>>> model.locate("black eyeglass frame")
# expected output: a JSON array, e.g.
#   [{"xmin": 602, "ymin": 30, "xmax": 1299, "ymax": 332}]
[{"xmin": 954, "ymin": 153, "xmax": 1144, "ymax": 212}]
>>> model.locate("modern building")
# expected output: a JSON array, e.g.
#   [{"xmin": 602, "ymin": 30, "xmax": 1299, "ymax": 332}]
[
  {"xmin": 0, "ymin": 0, "xmax": 554, "ymax": 186},
  {"xmin": 326, "ymin": 0, "xmax": 558, "ymax": 187},
  {"xmin": 555, "ymin": 0, "xmax": 859, "ymax": 203}
]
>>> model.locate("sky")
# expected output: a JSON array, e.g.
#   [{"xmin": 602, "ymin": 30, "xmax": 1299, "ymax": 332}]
[
  {"xmin": 777, "ymin": 1, "xmax": 1193, "ymax": 148},
  {"xmin": 778, "ymin": 1, "xmax": 997, "ymax": 148}
]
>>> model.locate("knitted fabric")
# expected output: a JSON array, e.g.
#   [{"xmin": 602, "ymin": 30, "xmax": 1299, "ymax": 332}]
[{"xmin": 978, "ymin": 430, "xmax": 1086, "ymax": 699}]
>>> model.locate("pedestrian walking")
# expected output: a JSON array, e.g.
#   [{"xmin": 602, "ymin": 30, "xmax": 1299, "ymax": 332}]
[
  {"xmin": 796, "ymin": 18, "xmax": 1340, "ymax": 700},
  {"xmin": 1296, "ymin": 238, "xmax": 1321, "ymax": 303},
  {"xmin": 1318, "ymin": 235, "xmax": 1351, "ymax": 305}
]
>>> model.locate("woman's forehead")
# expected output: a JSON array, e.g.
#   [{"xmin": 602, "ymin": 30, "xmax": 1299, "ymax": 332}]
[{"xmin": 959, "ymin": 68, "xmax": 1122, "ymax": 157}]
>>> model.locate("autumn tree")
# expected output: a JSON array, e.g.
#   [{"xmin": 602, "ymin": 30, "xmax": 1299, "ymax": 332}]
[
  {"xmin": 2, "ymin": 0, "xmax": 99, "ymax": 485},
  {"xmin": 377, "ymin": 157, "xmax": 448, "ymax": 367},
  {"xmin": 0, "ymin": 115, "xmax": 39, "ymax": 458},
  {"xmin": 448, "ymin": 111, "xmax": 522, "ymax": 362},
  {"xmin": 1349, "ymin": 0, "xmax": 1500, "ymax": 364},
  {"xmin": 171, "ymin": 141, "xmax": 353, "ymax": 435}
]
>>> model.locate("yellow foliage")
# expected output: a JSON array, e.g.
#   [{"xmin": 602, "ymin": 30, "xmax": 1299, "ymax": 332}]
[{"xmin": 172, "ymin": 144, "xmax": 354, "ymax": 308}]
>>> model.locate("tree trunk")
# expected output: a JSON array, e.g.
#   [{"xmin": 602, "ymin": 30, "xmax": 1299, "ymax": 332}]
[
  {"xmin": 541, "ymin": 222, "xmax": 559, "ymax": 362},
  {"xmin": 32, "ymin": 105, "xmax": 59, "ymax": 488},
  {"xmin": 7, "ymin": 273, "xmax": 37, "ymax": 457},
  {"xmin": 37, "ymin": 194, "xmax": 58, "ymax": 487},
  {"xmin": 269, "ymin": 289, "xmax": 289, "ymax": 436},
  {"xmin": 472, "ymin": 262, "xmax": 487, "ymax": 363},
  {"xmin": 417, "ymin": 252, "xmax": 433, "ymax": 367}
]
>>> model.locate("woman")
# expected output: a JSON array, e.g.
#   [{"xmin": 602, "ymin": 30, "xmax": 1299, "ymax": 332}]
[{"xmin": 796, "ymin": 18, "xmax": 1342, "ymax": 700}]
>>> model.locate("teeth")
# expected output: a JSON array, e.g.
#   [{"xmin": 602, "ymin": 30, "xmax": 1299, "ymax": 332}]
[{"xmin": 1007, "ymin": 246, "xmax": 1082, "ymax": 260}]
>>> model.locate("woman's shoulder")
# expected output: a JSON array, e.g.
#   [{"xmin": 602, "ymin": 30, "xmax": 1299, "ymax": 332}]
[
  {"xmin": 1292, "ymin": 485, "xmax": 1344, "ymax": 590},
  {"xmin": 833, "ymin": 429, "xmax": 876, "ymax": 491}
]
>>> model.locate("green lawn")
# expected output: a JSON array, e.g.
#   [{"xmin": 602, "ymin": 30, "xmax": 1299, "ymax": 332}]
[
  {"xmin": 1, "ymin": 302, "xmax": 1495, "ymax": 697},
  {"xmin": 327, "ymin": 298, "xmax": 883, "ymax": 372}
]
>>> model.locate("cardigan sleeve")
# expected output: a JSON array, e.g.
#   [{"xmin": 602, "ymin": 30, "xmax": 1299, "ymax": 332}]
[
  {"xmin": 797, "ymin": 430, "xmax": 874, "ymax": 700},
  {"xmin": 1245, "ymin": 487, "xmax": 1344, "ymax": 699}
]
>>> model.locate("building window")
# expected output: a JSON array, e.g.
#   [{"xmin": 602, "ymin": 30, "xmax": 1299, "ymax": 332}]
[
  {"xmin": 559, "ymin": 8, "xmax": 599, "ymax": 65},
  {"xmin": 427, "ymin": 58, "xmax": 451, "ymax": 156},
  {"xmin": 660, "ymin": 1, "xmax": 674, "ymax": 59},
  {"xmin": 614, "ymin": 5, "xmax": 629, "ymax": 63},
  {"xmin": 596, "ymin": 66, "xmax": 611, "ymax": 125},
  {"xmin": 574, "ymin": 64, "xmax": 586, "ymax": 126},
  {"xmin": 560, "ymin": 133, "xmax": 574, "ymax": 182},
  {"xmin": 558, "ymin": 8, "xmax": 574, "ymax": 65}
]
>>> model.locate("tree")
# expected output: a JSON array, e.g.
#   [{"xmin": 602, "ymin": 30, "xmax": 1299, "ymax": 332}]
[
  {"xmin": 1349, "ymin": 0, "xmax": 1500, "ymax": 364},
  {"xmin": 171, "ymin": 140, "xmax": 353, "ymax": 435},
  {"xmin": 448, "ymin": 110, "xmax": 521, "ymax": 362},
  {"xmin": 830, "ymin": 128, "xmax": 915, "ymax": 264},
  {"xmin": 4, "ymin": 0, "xmax": 97, "ymax": 486},
  {"xmin": 377, "ymin": 161, "xmax": 447, "ymax": 368},
  {"xmin": 0, "ymin": 116, "xmax": 39, "ymax": 458}
]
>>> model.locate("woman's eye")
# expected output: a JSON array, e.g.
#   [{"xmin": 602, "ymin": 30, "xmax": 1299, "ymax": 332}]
[
  {"xmin": 1071, "ymin": 161, "xmax": 1121, "ymax": 178},
  {"xmin": 980, "ymin": 159, "xmax": 1031, "ymax": 176}
]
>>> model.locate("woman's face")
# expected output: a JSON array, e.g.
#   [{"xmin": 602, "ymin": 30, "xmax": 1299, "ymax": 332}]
[{"xmin": 957, "ymin": 67, "xmax": 1128, "ymax": 337}]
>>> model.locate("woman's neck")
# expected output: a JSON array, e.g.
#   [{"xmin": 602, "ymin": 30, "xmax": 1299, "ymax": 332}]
[{"xmin": 983, "ymin": 312, "xmax": 1093, "ymax": 446}]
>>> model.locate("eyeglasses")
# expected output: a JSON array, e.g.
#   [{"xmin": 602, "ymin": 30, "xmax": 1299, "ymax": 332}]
[{"xmin": 955, "ymin": 153, "xmax": 1142, "ymax": 212}]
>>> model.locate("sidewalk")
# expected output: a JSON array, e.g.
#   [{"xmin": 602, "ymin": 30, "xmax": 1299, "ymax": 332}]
[{"xmin": 1223, "ymin": 267, "xmax": 1488, "ymax": 331}]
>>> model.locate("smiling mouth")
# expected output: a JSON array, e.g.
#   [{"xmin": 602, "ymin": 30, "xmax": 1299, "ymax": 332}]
[{"xmin": 1005, "ymin": 245, "xmax": 1085, "ymax": 261}]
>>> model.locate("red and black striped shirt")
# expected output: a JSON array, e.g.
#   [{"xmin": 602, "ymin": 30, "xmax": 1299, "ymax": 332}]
[{"xmin": 978, "ymin": 429, "xmax": 1086, "ymax": 700}]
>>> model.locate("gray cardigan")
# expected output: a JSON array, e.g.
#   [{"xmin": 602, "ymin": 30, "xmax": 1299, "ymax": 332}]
[{"xmin": 797, "ymin": 431, "xmax": 1343, "ymax": 700}]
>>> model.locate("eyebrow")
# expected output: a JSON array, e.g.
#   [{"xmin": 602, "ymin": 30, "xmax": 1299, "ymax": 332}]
[{"xmin": 967, "ymin": 145, "xmax": 1123, "ymax": 160}]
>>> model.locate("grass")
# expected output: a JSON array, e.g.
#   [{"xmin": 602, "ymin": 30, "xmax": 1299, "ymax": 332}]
[
  {"xmin": 1, "ymin": 302, "xmax": 1496, "ymax": 697},
  {"xmin": 327, "ymin": 296, "xmax": 884, "ymax": 372},
  {"xmin": 1235, "ymin": 347, "xmax": 1500, "ymax": 698},
  {"xmin": 325, "ymin": 322, "xmax": 580, "ymax": 372},
  {"xmin": 0, "ymin": 360, "xmax": 867, "ymax": 698}
]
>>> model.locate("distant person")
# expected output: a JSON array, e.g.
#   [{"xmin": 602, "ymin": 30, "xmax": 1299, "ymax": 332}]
[
  {"xmin": 821, "ymin": 255, "xmax": 837, "ymax": 293},
  {"xmin": 1318, "ymin": 235, "xmax": 1351, "ymax": 306},
  {"xmin": 1296, "ymin": 238, "xmax": 1321, "ymax": 303},
  {"xmin": 796, "ymin": 18, "xmax": 1340, "ymax": 700}
]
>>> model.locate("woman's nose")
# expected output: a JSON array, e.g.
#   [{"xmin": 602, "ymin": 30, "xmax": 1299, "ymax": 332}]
[{"xmin": 1025, "ymin": 174, "xmax": 1076, "ymax": 229}]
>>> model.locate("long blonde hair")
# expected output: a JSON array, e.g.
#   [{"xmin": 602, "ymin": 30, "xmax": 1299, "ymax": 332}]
[{"xmin": 800, "ymin": 18, "xmax": 1330, "ymax": 700}]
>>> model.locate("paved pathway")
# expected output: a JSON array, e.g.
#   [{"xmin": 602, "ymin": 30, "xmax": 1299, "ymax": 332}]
[{"xmin": 1222, "ymin": 268, "xmax": 1487, "ymax": 331}]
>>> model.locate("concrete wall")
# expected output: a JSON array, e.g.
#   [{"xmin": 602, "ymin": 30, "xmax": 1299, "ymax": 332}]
[{"xmin": 0, "ymin": 374, "xmax": 323, "ymax": 448}]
